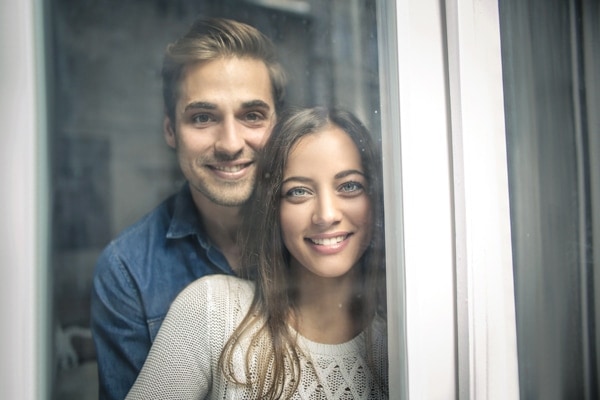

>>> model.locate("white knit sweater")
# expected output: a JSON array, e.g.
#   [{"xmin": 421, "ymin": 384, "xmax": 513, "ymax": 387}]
[{"xmin": 126, "ymin": 275, "xmax": 388, "ymax": 399}]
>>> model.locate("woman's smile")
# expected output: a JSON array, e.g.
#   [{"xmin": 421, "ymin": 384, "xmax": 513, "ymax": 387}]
[{"xmin": 280, "ymin": 125, "xmax": 372, "ymax": 279}]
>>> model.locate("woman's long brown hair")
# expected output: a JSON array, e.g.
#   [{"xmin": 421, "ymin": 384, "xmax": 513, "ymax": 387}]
[{"xmin": 218, "ymin": 107, "xmax": 387, "ymax": 399}]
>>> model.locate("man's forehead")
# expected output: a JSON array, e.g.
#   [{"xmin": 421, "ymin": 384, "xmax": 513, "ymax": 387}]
[
  {"xmin": 176, "ymin": 58, "xmax": 275, "ymax": 111},
  {"xmin": 179, "ymin": 57, "xmax": 273, "ymax": 89}
]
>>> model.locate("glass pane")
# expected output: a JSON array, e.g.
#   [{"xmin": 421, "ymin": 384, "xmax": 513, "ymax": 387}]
[
  {"xmin": 47, "ymin": 0, "xmax": 385, "ymax": 398},
  {"xmin": 499, "ymin": 0, "xmax": 600, "ymax": 398}
]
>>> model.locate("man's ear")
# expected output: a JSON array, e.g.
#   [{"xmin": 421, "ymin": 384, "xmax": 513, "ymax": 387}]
[{"xmin": 163, "ymin": 116, "xmax": 176, "ymax": 149}]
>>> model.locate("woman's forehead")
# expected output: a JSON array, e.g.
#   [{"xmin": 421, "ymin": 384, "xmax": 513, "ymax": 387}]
[{"xmin": 284, "ymin": 126, "xmax": 363, "ymax": 176}]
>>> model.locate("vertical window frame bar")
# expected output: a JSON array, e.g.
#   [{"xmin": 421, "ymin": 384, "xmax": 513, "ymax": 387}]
[
  {"xmin": 444, "ymin": 0, "xmax": 520, "ymax": 398},
  {"xmin": 379, "ymin": 0, "xmax": 521, "ymax": 398}
]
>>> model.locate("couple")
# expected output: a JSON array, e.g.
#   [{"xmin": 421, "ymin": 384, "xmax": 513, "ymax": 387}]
[{"xmin": 92, "ymin": 18, "xmax": 388, "ymax": 399}]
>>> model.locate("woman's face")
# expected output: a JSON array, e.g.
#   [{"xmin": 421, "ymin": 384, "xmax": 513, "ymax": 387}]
[{"xmin": 280, "ymin": 125, "xmax": 372, "ymax": 279}]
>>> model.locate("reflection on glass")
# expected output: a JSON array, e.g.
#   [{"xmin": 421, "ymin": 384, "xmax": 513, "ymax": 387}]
[{"xmin": 48, "ymin": 0, "xmax": 381, "ymax": 398}]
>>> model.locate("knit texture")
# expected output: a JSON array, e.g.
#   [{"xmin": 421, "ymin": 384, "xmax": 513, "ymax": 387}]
[{"xmin": 126, "ymin": 275, "xmax": 388, "ymax": 399}]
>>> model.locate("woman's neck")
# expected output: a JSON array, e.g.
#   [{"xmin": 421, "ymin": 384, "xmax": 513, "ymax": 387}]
[{"xmin": 290, "ymin": 265, "xmax": 366, "ymax": 344}]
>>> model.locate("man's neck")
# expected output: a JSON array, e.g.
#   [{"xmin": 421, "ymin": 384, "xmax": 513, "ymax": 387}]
[{"xmin": 191, "ymin": 191, "xmax": 242, "ymax": 271}]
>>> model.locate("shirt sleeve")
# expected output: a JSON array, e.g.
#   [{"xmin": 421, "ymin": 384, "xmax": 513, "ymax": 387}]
[
  {"xmin": 125, "ymin": 279, "xmax": 214, "ymax": 400},
  {"xmin": 91, "ymin": 244, "xmax": 152, "ymax": 400}
]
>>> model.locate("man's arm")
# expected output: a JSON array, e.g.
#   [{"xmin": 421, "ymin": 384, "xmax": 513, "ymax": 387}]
[
  {"xmin": 125, "ymin": 277, "xmax": 216, "ymax": 400},
  {"xmin": 91, "ymin": 245, "xmax": 151, "ymax": 400}
]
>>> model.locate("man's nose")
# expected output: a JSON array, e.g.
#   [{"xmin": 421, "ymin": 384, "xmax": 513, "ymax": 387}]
[{"xmin": 214, "ymin": 117, "xmax": 244, "ymax": 156}]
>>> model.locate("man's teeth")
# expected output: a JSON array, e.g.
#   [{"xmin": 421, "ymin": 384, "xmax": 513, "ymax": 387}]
[
  {"xmin": 310, "ymin": 235, "xmax": 346, "ymax": 246},
  {"xmin": 214, "ymin": 164, "xmax": 244, "ymax": 172}
]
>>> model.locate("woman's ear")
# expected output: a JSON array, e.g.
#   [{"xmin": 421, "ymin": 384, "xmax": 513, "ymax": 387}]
[{"xmin": 163, "ymin": 116, "xmax": 176, "ymax": 149}]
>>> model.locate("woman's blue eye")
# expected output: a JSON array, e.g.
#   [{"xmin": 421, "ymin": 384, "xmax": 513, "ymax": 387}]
[
  {"xmin": 286, "ymin": 187, "xmax": 309, "ymax": 197},
  {"xmin": 340, "ymin": 181, "xmax": 363, "ymax": 193}
]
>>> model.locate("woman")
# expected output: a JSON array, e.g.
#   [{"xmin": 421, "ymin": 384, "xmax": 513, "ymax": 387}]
[{"xmin": 126, "ymin": 107, "xmax": 388, "ymax": 399}]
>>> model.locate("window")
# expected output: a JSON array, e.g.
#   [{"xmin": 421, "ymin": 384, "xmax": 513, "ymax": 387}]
[{"xmin": 10, "ymin": 0, "xmax": 598, "ymax": 399}]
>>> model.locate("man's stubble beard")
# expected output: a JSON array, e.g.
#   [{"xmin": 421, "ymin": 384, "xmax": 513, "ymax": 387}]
[{"xmin": 189, "ymin": 173, "xmax": 256, "ymax": 207}]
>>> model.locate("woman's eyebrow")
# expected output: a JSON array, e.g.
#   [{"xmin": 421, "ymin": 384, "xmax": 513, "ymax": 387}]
[
  {"xmin": 282, "ymin": 170, "xmax": 365, "ymax": 186},
  {"xmin": 334, "ymin": 169, "xmax": 365, "ymax": 179},
  {"xmin": 281, "ymin": 176, "xmax": 313, "ymax": 185}
]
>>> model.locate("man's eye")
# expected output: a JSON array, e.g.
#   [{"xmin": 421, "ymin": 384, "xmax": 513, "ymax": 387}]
[
  {"xmin": 192, "ymin": 114, "xmax": 212, "ymax": 124},
  {"xmin": 245, "ymin": 112, "xmax": 264, "ymax": 122}
]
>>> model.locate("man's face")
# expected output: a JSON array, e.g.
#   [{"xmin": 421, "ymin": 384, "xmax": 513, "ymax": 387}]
[{"xmin": 165, "ymin": 57, "xmax": 276, "ymax": 207}]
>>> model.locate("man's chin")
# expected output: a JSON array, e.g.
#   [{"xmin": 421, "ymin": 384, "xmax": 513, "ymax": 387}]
[{"xmin": 194, "ymin": 186, "xmax": 253, "ymax": 207}]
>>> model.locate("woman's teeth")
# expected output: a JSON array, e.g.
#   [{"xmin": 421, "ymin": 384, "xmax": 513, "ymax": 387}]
[{"xmin": 310, "ymin": 235, "xmax": 346, "ymax": 246}]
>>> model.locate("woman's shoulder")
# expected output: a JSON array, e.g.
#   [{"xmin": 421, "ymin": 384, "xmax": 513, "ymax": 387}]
[
  {"xmin": 179, "ymin": 274, "xmax": 253, "ymax": 298},
  {"xmin": 189, "ymin": 274, "xmax": 254, "ymax": 291},
  {"xmin": 172, "ymin": 275, "xmax": 255, "ymax": 312}
]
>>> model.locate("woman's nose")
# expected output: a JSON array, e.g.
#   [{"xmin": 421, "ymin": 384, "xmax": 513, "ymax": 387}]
[{"xmin": 311, "ymin": 193, "xmax": 342, "ymax": 226}]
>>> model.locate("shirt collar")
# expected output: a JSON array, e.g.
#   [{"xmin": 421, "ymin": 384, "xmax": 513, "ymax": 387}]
[{"xmin": 166, "ymin": 183, "xmax": 211, "ymax": 249}]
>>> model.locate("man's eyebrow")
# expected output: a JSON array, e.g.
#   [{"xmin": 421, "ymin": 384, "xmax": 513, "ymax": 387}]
[
  {"xmin": 183, "ymin": 100, "xmax": 271, "ymax": 113},
  {"xmin": 184, "ymin": 101, "xmax": 216, "ymax": 112},
  {"xmin": 241, "ymin": 99, "xmax": 271, "ymax": 110}
]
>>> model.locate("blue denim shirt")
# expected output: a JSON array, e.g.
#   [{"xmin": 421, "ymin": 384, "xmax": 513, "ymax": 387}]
[{"xmin": 90, "ymin": 184, "xmax": 234, "ymax": 400}]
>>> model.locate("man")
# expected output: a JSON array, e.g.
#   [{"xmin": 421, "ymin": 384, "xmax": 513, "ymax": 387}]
[{"xmin": 90, "ymin": 18, "xmax": 286, "ymax": 400}]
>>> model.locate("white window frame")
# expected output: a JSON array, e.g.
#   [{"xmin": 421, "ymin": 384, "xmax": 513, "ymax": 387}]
[
  {"xmin": 0, "ymin": 0, "xmax": 50, "ymax": 399},
  {"xmin": 1, "ymin": 0, "xmax": 520, "ymax": 398},
  {"xmin": 379, "ymin": 0, "xmax": 520, "ymax": 398}
]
